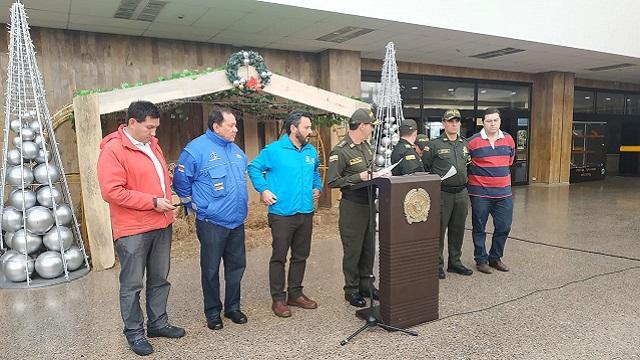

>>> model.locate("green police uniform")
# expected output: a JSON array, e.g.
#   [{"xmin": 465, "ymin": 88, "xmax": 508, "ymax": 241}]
[
  {"xmin": 422, "ymin": 132, "xmax": 471, "ymax": 270},
  {"xmin": 390, "ymin": 138, "xmax": 424, "ymax": 175},
  {"xmin": 327, "ymin": 133, "xmax": 376, "ymax": 295}
]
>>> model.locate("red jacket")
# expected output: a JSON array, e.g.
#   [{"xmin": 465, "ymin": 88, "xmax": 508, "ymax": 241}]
[{"xmin": 97, "ymin": 124, "xmax": 174, "ymax": 240}]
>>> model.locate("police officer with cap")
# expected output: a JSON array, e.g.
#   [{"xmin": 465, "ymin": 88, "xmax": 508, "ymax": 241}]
[
  {"xmin": 422, "ymin": 109, "xmax": 473, "ymax": 279},
  {"xmin": 327, "ymin": 108, "xmax": 381, "ymax": 307},
  {"xmin": 390, "ymin": 119, "xmax": 425, "ymax": 175}
]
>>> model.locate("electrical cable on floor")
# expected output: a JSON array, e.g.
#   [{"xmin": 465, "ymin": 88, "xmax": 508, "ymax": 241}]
[{"xmin": 428, "ymin": 229, "xmax": 640, "ymax": 324}]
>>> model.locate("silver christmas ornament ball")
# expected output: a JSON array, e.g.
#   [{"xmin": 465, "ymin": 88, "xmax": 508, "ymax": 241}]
[
  {"xmin": 54, "ymin": 204, "xmax": 73, "ymax": 226},
  {"xmin": 11, "ymin": 229, "xmax": 42, "ymax": 254},
  {"xmin": 35, "ymin": 149, "xmax": 51, "ymax": 163},
  {"xmin": 20, "ymin": 127, "xmax": 36, "ymax": 141},
  {"xmin": 384, "ymin": 148, "xmax": 393, "ymax": 156},
  {"xmin": 10, "ymin": 119, "xmax": 22, "ymax": 132},
  {"xmin": 12, "ymin": 136, "xmax": 21, "ymax": 147},
  {"xmin": 8, "ymin": 188, "xmax": 37, "ymax": 210},
  {"xmin": 3, "ymin": 254, "xmax": 34, "ymax": 282},
  {"xmin": 381, "ymin": 137, "xmax": 391, "ymax": 147},
  {"xmin": 1, "ymin": 249, "xmax": 20, "ymax": 267},
  {"xmin": 35, "ymin": 251, "xmax": 64, "ymax": 279},
  {"xmin": 25, "ymin": 206, "xmax": 54, "ymax": 235},
  {"xmin": 243, "ymin": 58, "xmax": 250, "ymax": 65},
  {"xmin": 36, "ymin": 186, "xmax": 63, "ymax": 208},
  {"xmin": 375, "ymin": 154, "xmax": 386, "ymax": 167},
  {"xmin": 43, "ymin": 226, "xmax": 73, "ymax": 251},
  {"xmin": 391, "ymin": 134, "xmax": 400, "ymax": 146},
  {"xmin": 34, "ymin": 134, "xmax": 44, "ymax": 146},
  {"xmin": 2, "ymin": 207, "xmax": 23, "ymax": 232},
  {"xmin": 391, "ymin": 124, "xmax": 399, "ymax": 131},
  {"xmin": 34, "ymin": 163, "xmax": 61, "ymax": 184},
  {"xmin": 21, "ymin": 141, "xmax": 40, "ymax": 160},
  {"xmin": 7, "ymin": 149, "xmax": 22, "ymax": 165},
  {"xmin": 4, "ymin": 232, "xmax": 15, "ymax": 248},
  {"xmin": 29, "ymin": 120, "xmax": 41, "ymax": 134},
  {"xmin": 377, "ymin": 145, "xmax": 386, "ymax": 154},
  {"xmin": 384, "ymin": 122, "xmax": 391, "ymax": 129},
  {"xmin": 64, "ymin": 246, "xmax": 84, "ymax": 271}
]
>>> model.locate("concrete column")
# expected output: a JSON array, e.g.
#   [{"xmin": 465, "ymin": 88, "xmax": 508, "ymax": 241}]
[
  {"xmin": 318, "ymin": 49, "xmax": 361, "ymax": 207},
  {"xmin": 530, "ymin": 71, "xmax": 574, "ymax": 184}
]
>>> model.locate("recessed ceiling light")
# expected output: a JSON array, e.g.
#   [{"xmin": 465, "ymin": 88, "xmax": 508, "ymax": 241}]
[
  {"xmin": 585, "ymin": 96, "xmax": 591, "ymax": 100},
  {"xmin": 480, "ymin": 90, "xmax": 487, "ymax": 94},
  {"xmin": 447, "ymin": 88, "xmax": 454, "ymax": 92},
  {"xmin": 606, "ymin": 97, "xmax": 612, "ymax": 101},
  {"xmin": 510, "ymin": 91, "xmax": 517, "ymax": 95},
  {"xmin": 410, "ymin": 86, "xmax": 418, "ymax": 90}
]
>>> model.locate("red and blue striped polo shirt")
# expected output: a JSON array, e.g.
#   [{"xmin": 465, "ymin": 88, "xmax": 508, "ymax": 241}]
[{"xmin": 467, "ymin": 129, "xmax": 515, "ymax": 198}]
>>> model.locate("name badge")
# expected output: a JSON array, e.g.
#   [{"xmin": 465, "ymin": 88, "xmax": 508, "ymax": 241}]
[
  {"xmin": 437, "ymin": 149, "xmax": 450, "ymax": 155},
  {"xmin": 405, "ymin": 154, "xmax": 416, "ymax": 160}
]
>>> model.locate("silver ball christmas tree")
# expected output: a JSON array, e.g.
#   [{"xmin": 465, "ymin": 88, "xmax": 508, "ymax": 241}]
[
  {"xmin": 371, "ymin": 42, "xmax": 405, "ymax": 168},
  {"xmin": 0, "ymin": 1, "xmax": 89, "ymax": 287}
]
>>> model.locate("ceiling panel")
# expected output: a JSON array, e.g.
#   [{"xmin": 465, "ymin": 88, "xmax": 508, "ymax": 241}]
[
  {"xmin": 69, "ymin": 13, "xmax": 149, "ymax": 30},
  {"xmin": 22, "ymin": 0, "xmax": 70, "ymax": 12},
  {"xmin": 68, "ymin": 23, "xmax": 145, "ymax": 36},
  {"xmin": 191, "ymin": 8, "xmax": 249, "ymax": 29},
  {"xmin": 69, "ymin": 0, "xmax": 120, "ymax": 16},
  {"xmin": 152, "ymin": 2, "xmax": 206, "ymax": 25}
]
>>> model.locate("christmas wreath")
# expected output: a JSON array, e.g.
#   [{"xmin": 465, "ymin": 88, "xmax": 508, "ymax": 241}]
[{"xmin": 225, "ymin": 50, "xmax": 272, "ymax": 94}]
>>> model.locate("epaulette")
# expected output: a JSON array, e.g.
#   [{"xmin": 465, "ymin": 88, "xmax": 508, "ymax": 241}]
[{"xmin": 336, "ymin": 141, "xmax": 346, "ymax": 148}]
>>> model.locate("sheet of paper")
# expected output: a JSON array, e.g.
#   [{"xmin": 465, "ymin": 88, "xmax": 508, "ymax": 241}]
[
  {"xmin": 440, "ymin": 165, "xmax": 457, "ymax": 180},
  {"xmin": 375, "ymin": 160, "xmax": 402, "ymax": 177}
]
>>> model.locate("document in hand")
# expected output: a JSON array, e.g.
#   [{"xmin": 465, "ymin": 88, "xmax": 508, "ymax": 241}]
[{"xmin": 440, "ymin": 165, "xmax": 457, "ymax": 180}]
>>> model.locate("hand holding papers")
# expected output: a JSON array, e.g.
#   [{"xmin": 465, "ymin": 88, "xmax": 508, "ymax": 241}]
[
  {"xmin": 440, "ymin": 165, "xmax": 457, "ymax": 181},
  {"xmin": 373, "ymin": 160, "xmax": 401, "ymax": 178}
]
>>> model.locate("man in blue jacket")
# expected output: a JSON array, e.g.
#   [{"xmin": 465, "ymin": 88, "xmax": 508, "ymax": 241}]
[
  {"xmin": 173, "ymin": 107, "xmax": 249, "ymax": 330},
  {"xmin": 248, "ymin": 110, "xmax": 322, "ymax": 318}
]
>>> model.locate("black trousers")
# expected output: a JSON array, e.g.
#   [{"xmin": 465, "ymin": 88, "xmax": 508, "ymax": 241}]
[{"xmin": 267, "ymin": 213, "xmax": 314, "ymax": 301}]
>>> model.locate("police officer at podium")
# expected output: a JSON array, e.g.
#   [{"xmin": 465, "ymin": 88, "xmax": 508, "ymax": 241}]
[
  {"xmin": 390, "ymin": 119, "xmax": 424, "ymax": 176},
  {"xmin": 327, "ymin": 108, "xmax": 381, "ymax": 308},
  {"xmin": 422, "ymin": 109, "xmax": 473, "ymax": 280}
]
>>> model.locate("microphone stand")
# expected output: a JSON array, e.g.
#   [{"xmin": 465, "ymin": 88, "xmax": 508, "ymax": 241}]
[{"xmin": 340, "ymin": 140, "xmax": 418, "ymax": 346}]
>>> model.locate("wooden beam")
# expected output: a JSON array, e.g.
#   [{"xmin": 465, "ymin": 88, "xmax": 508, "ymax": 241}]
[
  {"xmin": 97, "ymin": 71, "xmax": 233, "ymax": 114},
  {"xmin": 72, "ymin": 94, "xmax": 115, "ymax": 271},
  {"xmin": 265, "ymin": 73, "xmax": 369, "ymax": 118}
]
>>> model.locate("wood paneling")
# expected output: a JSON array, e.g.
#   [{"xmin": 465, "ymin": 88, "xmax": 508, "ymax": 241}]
[
  {"xmin": 530, "ymin": 72, "xmax": 574, "ymax": 184},
  {"xmin": 362, "ymin": 58, "xmax": 534, "ymax": 83}
]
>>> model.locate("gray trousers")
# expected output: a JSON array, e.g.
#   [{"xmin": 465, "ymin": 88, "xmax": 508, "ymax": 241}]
[{"xmin": 115, "ymin": 225, "xmax": 172, "ymax": 341}]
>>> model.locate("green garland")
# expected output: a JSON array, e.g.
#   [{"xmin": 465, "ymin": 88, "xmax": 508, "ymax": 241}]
[{"xmin": 224, "ymin": 50, "xmax": 272, "ymax": 94}]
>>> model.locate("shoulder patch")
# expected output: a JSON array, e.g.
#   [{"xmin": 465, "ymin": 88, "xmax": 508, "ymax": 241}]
[
  {"xmin": 349, "ymin": 144, "xmax": 355, "ymax": 148},
  {"xmin": 329, "ymin": 154, "xmax": 339, "ymax": 162},
  {"xmin": 337, "ymin": 141, "xmax": 346, "ymax": 148},
  {"xmin": 404, "ymin": 144, "xmax": 411, "ymax": 148}
]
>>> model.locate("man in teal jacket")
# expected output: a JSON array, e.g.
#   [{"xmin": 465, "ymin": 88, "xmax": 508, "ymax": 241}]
[{"xmin": 248, "ymin": 110, "xmax": 322, "ymax": 318}]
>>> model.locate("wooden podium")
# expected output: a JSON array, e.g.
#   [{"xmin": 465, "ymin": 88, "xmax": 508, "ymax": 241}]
[{"xmin": 352, "ymin": 172, "xmax": 441, "ymax": 328}]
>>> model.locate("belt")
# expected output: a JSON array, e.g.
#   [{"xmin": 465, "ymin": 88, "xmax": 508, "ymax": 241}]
[{"xmin": 441, "ymin": 184, "xmax": 467, "ymax": 193}]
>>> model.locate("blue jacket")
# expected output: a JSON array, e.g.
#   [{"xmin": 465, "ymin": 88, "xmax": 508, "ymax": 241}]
[
  {"xmin": 248, "ymin": 135, "xmax": 322, "ymax": 216},
  {"xmin": 173, "ymin": 130, "xmax": 248, "ymax": 229}
]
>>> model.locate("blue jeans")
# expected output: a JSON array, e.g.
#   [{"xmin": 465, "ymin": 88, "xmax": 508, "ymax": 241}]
[
  {"xmin": 470, "ymin": 196, "xmax": 513, "ymax": 264},
  {"xmin": 195, "ymin": 220, "xmax": 246, "ymax": 320}
]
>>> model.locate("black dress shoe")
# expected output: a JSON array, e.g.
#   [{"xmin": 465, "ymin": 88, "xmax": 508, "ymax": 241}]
[
  {"xmin": 224, "ymin": 310, "xmax": 248, "ymax": 324},
  {"xmin": 206, "ymin": 315, "xmax": 223, "ymax": 330},
  {"xmin": 128, "ymin": 337, "xmax": 153, "ymax": 356},
  {"xmin": 359, "ymin": 287, "xmax": 380, "ymax": 300},
  {"xmin": 438, "ymin": 267, "xmax": 446, "ymax": 279},
  {"xmin": 344, "ymin": 293, "xmax": 366, "ymax": 307},
  {"xmin": 147, "ymin": 324, "xmax": 186, "ymax": 338},
  {"xmin": 447, "ymin": 264, "xmax": 473, "ymax": 276}
]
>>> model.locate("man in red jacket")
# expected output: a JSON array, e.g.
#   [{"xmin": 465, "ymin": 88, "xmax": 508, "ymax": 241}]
[{"xmin": 97, "ymin": 101, "xmax": 185, "ymax": 356}]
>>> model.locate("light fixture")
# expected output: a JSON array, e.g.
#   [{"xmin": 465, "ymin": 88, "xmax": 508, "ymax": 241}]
[
  {"xmin": 606, "ymin": 97, "xmax": 611, "ymax": 101},
  {"xmin": 585, "ymin": 96, "xmax": 591, "ymax": 100},
  {"xmin": 410, "ymin": 86, "xmax": 418, "ymax": 90},
  {"xmin": 510, "ymin": 91, "xmax": 517, "ymax": 95},
  {"xmin": 447, "ymin": 88, "xmax": 454, "ymax": 92},
  {"xmin": 480, "ymin": 90, "xmax": 487, "ymax": 94}
]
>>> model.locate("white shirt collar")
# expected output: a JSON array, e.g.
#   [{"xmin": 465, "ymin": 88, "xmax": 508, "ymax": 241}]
[
  {"xmin": 123, "ymin": 127, "xmax": 148, "ymax": 147},
  {"xmin": 480, "ymin": 128, "xmax": 504, "ymax": 140}
]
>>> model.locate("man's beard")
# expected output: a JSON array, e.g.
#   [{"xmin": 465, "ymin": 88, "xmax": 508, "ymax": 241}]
[{"xmin": 295, "ymin": 130, "xmax": 309, "ymax": 146}]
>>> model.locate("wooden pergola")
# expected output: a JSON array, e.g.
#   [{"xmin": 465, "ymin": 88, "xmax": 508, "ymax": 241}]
[{"xmin": 72, "ymin": 66, "xmax": 370, "ymax": 271}]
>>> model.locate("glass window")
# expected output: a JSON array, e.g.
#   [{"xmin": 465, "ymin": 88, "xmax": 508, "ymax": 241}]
[
  {"xmin": 626, "ymin": 94, "xmax": 640, "ymax": 115},
  {"xmin": 478, "ymin": 83, "xmax": 530, "ymax": 110},
  {"xmin": 360, "ymin": 81, "xmax": 380, "ymax": 104},
  {"xmin": 574, "ymin": 90, "xmax": 595, "ymax": 113},
  {"xmin": 423, "ymin": 80, "xmax": 474, "ymax": 110},
  {"xmin": 400, "ymin": 78, "xmax": 422, "ymax": 120},
  {"xmin": 596, "ymin": 92, "xmax": 624, "ymax": 114}
]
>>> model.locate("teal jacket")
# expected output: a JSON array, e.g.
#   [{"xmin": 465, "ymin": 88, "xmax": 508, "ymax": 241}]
[{"xmin": 248, "ymin": 135, "xmax": 322, "ymax": 216}]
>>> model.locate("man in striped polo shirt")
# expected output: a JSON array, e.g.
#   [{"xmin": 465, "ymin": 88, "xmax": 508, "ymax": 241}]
[{"xmin": 467, "ymin": 108, "xmax": 516, "ymax": 274}]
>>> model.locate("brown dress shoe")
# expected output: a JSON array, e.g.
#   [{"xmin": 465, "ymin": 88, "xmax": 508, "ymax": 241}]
[
  {"xmin": 271, "ymin": 300, "xmax": 292, "ymax": 317},
  {"xmin": 489, "ymin": 260, "xmax": 510, "ymax": 272},
  {"xmin": 476, "ymin": 263, "xmax": 493, "ymax": 274},
  {"xmin": 287, "ymin": 294, "xmax": 318, "ymax": 309}
]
